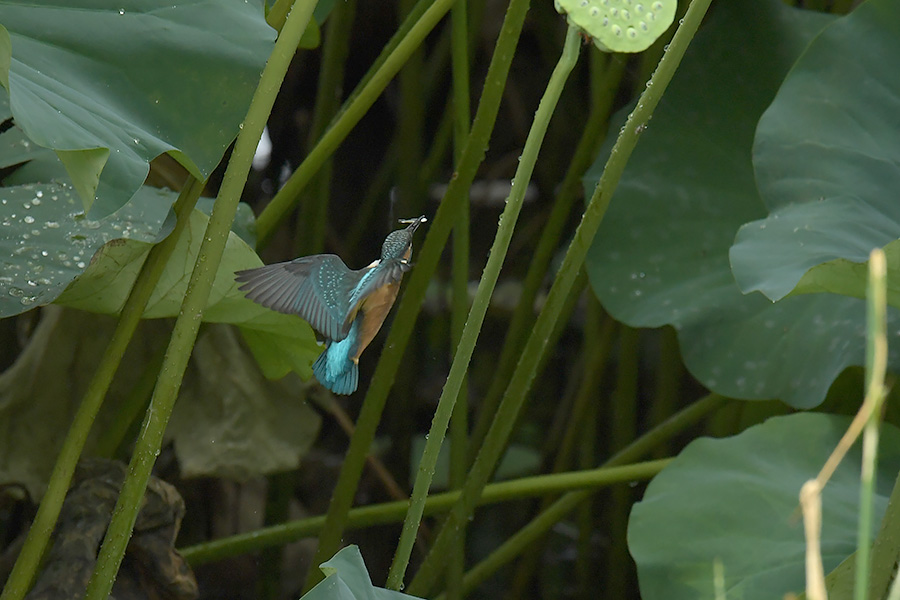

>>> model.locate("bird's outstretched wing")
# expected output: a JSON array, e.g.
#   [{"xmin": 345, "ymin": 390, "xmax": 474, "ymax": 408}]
[
  {"xmin": 236, "ymin": 255, "xmax": 365, "ymax": 341},
  {"xmin": 347, "ymin": 258, "xmax": 412, "ymax": 312}
]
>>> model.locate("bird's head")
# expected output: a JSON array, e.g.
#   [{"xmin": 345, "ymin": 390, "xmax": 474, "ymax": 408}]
[{"xmin": 381, "ymin": 215, "xmax": 427, "ymax": 262}]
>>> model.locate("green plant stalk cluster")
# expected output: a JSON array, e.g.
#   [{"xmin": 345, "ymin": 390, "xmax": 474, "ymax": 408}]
[
  {"xmin": 438, "ymin": 393, "xmax": 727, "ymax": 597},
  {"xmin": 179, "ymin": 458, "xmax": 669, "ymax": 565},
  {"xmin": 385, "ymin": 24, "xmax": 583, "ymax": 591},
  {"xmin": 408, "ymin": 0, "xmax": 715, "ymax": 593},
  {"xmin": 506, "ymin": 292, "xmax": 611, "ymax": 597},
  {"xmin": 80, "ymin": 3, "xmax": 318, "ymax": 598},
  {"xmin": 255, "ymin": 0, "xmax": 456, "ymax": 246},
  {"xmin": 0, "ymin": 178, "xmax": 204, "ymax": 600},
  {"xmin": 302, "ymin": 0, "xmax": 532, "ymax": 588}
]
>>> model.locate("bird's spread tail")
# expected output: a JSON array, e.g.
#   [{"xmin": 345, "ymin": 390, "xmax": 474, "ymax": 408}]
[{"xmin": 313, "ymin": 348, "xmax": 359, "ymax": 395}]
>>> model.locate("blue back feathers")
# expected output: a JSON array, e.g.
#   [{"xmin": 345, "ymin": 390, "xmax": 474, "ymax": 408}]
[{"xmin": 313, "ymin": 318, "xmax": 361, "ymax": 395}]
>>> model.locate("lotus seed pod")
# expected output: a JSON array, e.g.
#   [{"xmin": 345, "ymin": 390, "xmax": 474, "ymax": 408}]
[{"xmin": 554, "ymin": 0, "xmax": 676, "ymax": 53}]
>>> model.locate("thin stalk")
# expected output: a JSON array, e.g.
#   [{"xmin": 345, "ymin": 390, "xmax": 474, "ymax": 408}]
[
  {"xmin": 450, "ymin": 0, "xmax": 471, "ymax": 150},
  {"xmin": 438, "ymin": 393, "xmax": 727, "ymax": 598},
  {"xmin": 389, "ymin": 0, "xmax": 431, "ymax": 469},
  {"xmin": 607, "ymin": 326, "xmax": 640, "ymax": 597},
  {"xmin": 327, "ymin": 0, "xmax": 432, "ymax": 130},
  {"xmin": 576, "ymin": 353, "xmax": 600, "ymax": 600},
  {"xmin": 533, "ymin": 269, "xmax": 588, "ymax": 385},
  {"xmin": 310, "ymin": 392, "xmax": 409, "ymax": 502},
  {"xmin": 265, "ymin": 0, "xmax": 293, "ymax": 32},
  {"xmin": 92, "ymin": 344, "xmax": 167, "ymax": 459},
  {"xmin": 180, "ymin": 459, "xmax": 669, "ymax": 566},
  {"xmin": 648, "ymin": 326, "xmax": 681, "ymax": 458},
  {"xmin": 469, "ymin": 55, "xmax": 625, "ymax": 457},
  {"xmin": 385, "ymin": 26, "xmax": 582, "ymax": 592},
  {"xmin": 256, "ymin": 0, "xmax": 456, "ymax": 246},
  {"xmin": 407, "ymin": 2, "xmax": 713, "ymax": 592},
  {"xmin": 447, "ymin": 0, "xmax": 471, "ymax": 596},
  {"xmin": 397, "ymin": 0, "xmax": 426, "ymax": 215},
  {"xmin": 418, "ymin": 106, "xmax": 454, "ymax": 188},
  {"xmin": 295, "ymin": 0, "xmax": 357, "ymax": 256},
  {"xmin": 540, "ymin": 352, "xmax": 584, "ymax": 465},
  {"xmin": 555, "ymin": 318, "xmax": 615, "ymax": 472},
  {"xmin": 302, "ymin": 0, "xmax": 532, "ymax": 589},
  {"xmin": 855, "ymin": 248, "xmax": 888, "ymax": 600},
  {"xmin": 344, "ymin": 141, "xmax": 399, "ymax": 254},
  {"xmin": 0, "ymin": 177, "xmax": 204, "ymax": 600},
  {"xmin": 83, "ymin": 4, "xmax": 316, "ymax": 598},
  {"xmin": 259, "ymin": 472, "xmax": 294, "ymax": 600}
]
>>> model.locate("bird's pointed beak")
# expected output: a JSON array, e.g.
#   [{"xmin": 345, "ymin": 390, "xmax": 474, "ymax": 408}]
[{"xmin": 399, "ymin": 215, "xmax": 427, "ymax": 233}]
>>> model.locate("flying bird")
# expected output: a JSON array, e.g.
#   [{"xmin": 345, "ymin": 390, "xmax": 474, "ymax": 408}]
[{"xmin": 235, "ymin": 216, "xmax": 427, "ymax": 394}]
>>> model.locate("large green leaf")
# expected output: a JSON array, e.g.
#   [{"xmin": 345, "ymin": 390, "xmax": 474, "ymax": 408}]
[
  {"xmin": 301, "ymin": 546, "xmax": 424, "ymax": 600},
  {"xmin": 582, "ymin": 0, "xmax": 896, "ymax": 408},
  {"xmin": 169, "ymin": 324, "xmax": 320, "ymax": 480},
  {"xmin": 54, "ymin": 202, "xmax": 321, "ymax": 380},
  {"xmin": 0, "ymin": 0, "xmax": 274, "ymax": 216},
  {"xmin": 0, "ymin": 307, "xmax": 166, "ymax": 497},
  {"xmin": 0, "ymin": 308, "xmax": 319, "ymax": 497},
  {"xmin": 730, "ymin": 0, "xmax": 900, "ymax": 302},
  {"xmin": 628, "ymin": 413, "xmax": 900, "ymax": 600},
  {"xmin": 0, "ymin": 121, "xmax": 55, "ymax": 170},
  {"xmin": 0, "ymin": 182, "xmax": 174, "ymax": 316},
  {"xmin": 0, "ymin": 143, "xmax": 319, "ymax": 379}
]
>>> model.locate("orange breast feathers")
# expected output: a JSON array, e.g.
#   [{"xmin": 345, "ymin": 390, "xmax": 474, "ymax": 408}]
[{"xmin": 351, "ymin": 280, "xmax": 402, "ymax": 363}]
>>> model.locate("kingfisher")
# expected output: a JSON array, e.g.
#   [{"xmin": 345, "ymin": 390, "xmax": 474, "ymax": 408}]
[{"xmin": 235, "ymin": 216, "xmax": 426, "ymax": 395}]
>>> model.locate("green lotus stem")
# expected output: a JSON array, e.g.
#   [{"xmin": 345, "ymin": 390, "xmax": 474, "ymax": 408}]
[
  {"xmin": 407, "ymin": 1, "xmax": 715, "ymax": 592},
  {"xmin": 0, "ymin": 177, "xmax": 203, "ymax": 600},
  {"xmin": 302, "ymin": 0, "xmax": 531, "ymax": 588},
  {"xmin": 81, "ymin": 4, "xmax": 316, "ymax": 598},
  {"xmin": 384, "ymin": 24, "xmax": 582, "ymax": 592},
  {"xmin": 447, "ymin": 0, "xmax": 471, "ymax": 597},
  {"xmin": 470, "ymin": 55, "xmax": 625, "ymax": 457},
  {"xmin": 255, "ymin": 0, "xmax": 455, "ymax": 247},
  {"xmin": 856, "ymin": 248, "xmax": 888, "ymax": 600},
  {"xmin": 436, "ymin": 393, "xmax": 728, "ymax": 598},
  {"xmin": 608, "ymin": 326, "xmax": 640, "ymax": 595},
  {"xmin": 179, "ymin": 459, "xmax": 669, "ymax": 566}
]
